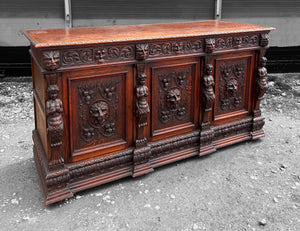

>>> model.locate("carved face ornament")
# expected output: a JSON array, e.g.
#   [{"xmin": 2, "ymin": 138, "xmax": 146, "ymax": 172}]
[
  {"xmin": 47, "ymin": 85, "xmax": 59, "ymax": 100},
  {"xmin": 43, "ymin": 51, "xmax": 60, "ymax": 70},
  {"xmin": 136, "ymin": 44, "xmax": 149, "ymax": 60},
  {"xmin": 167, "ymin": 88, "xmax": 181, "ymax": 109},
  {"xmin": 226, "ymin": 78, "xmax": 238, "ymax": 97},
  {"xmin": 89, "ymin": 101, "xmax": 109, "ymax": 125}
]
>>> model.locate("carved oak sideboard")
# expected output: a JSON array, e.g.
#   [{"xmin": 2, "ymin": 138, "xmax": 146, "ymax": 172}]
[{"xmin": 24, "ymin": 20, "xmax": 274, "ymax": 205}]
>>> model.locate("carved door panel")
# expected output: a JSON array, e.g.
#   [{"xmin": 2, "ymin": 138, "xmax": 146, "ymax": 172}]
[
  {"xmin": 150, "ymin": 58, "xmax": 200, "ymax": 141},
  {"xmin": 213, "ymin": 52, "xmax": 254, "ymax": 124},
  {"xmin": 66, "ymin": 65, "xmax": 133, "ymax": 161}
]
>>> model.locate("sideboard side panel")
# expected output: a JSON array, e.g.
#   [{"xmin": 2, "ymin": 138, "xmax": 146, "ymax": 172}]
[{"xmin": 32, "ymin": 60, "xmax": 48, "ymax": 157}]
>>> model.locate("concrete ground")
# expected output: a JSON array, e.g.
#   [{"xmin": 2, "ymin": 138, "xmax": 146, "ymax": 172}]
[{"xmin": 0, "ymin": 73, "xmax": 300, "ymax": 231}]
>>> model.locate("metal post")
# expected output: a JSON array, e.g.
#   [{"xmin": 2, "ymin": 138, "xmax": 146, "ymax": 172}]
[
  {"xmin": 64, "ymin": 0, "xmax": 72, "ymax": 28},
  {"xmin": 215, "ymin": 0, "xmax": 222, "ymax": 20}
]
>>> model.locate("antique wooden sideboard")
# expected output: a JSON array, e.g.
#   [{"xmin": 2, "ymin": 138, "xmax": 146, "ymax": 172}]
[{"xmin": 24, "ymin": 20, "xmax": 274, "ymax": 205}]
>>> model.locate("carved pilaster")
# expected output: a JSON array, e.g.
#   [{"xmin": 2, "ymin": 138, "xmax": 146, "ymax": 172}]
[
  {"xmin": 133, "ymin": 63, "xmax": 153, "ymax": 177},
  {"xmin": 252, "ymin": 55, "xmax": 268, "ymax": 139},
  {"xmin": 200, "ymin": 64, "xmax": 216, "ymax": 156},
  {"xmin": 45, "ymin": 74, "xmax": 64, "ymax": 170}
]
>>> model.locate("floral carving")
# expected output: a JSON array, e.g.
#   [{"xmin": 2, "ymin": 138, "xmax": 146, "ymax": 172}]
[
  {"xmin": 98, "ymin": 81, "xmax": 118, "ymax": 101},
  {"xmin": 102, "ymin": 122, "xmax": 116, "ymax": 137},
  {"xmin": 82, "ymin": 127, "xmax": 95, "ymax": 142},
  {"xmin": 158, "ymin": 69, "xmax": 191, "ymax": 124},
  {"xmin": 219, "ymin": 62, "xmax": 245, "ymax": 111},
  {"xmin": 78, "ymin": 80, "xmax": 119, "ymax": 144},
  {"xmin": 43, "ymin": 50, "xmax": 60, "ymax": 70},
  {"xmin": 78, "ymin": 85, "xmax": 95, "ymax": 105}
]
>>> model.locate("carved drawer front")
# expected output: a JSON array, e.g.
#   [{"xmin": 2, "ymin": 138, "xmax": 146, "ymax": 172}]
[
  {"xmin": 68, "ymin": 67, "xmax": 133, "ymax": 160},
  {"xmin": 214, "ymin": 53, "xmax": 254, "ymax": 122},
  {"xmin": 151, "ymin": 61, "xmax": 199, "ymax": 139}
]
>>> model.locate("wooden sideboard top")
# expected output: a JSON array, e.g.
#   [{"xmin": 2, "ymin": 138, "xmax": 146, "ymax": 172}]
[{"xmin": 24, "ymin": 20, "xmax": 275, "ymax": 48}]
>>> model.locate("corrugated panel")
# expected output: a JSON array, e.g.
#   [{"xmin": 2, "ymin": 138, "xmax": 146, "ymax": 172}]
[
  {"xmin": 0, "ymin": 0, "xmax": 64, "ymax": 46},
  {"xmin": 72, "ymin": 0, "xmax": 214, "ymax": 19},
  {"xmin": 0, "ymin": 0, "xmax": 64, "ymax": 18},
  {"xmin": 223, "ymin": 0, "xmax": 300, "ymax": 17}
]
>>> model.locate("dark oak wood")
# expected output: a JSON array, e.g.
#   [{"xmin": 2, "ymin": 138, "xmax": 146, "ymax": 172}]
[{"xmin": 24, "ymin": 20, "xmax": 275, "ymax": 205}]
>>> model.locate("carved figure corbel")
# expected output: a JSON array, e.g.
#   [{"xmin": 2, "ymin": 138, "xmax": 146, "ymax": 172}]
[
  {"xmin": 256, "ymin": 57, "xmax": 268, "ymax": 100},
  {"xmin": 136, "ymin": 73, "xmax": 150, "ymax": 128},
  {"xmin": 200, "ymin": 64, "xmax": 216, "ymax": 155},
  {"xmin": 203, "ymin": 64, "xmax": 215, "ymax": 111},
  {"xmin": 46, "ymin": 84, "xmax": 64, "ymax": 169},
  {"xmin": 252, "ymin": 56, "xmax": 268, "ymax": 139}
]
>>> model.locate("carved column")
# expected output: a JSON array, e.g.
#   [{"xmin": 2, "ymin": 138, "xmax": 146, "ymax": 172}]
[
  {"xmin": 42, "ymin": 52, "xmax": 72, "ymax": 204},
  {"xmin": 133, "ymin": 49, "xmax": 153, "ymax": 177},
  {"xmin": 252, "ymin": 55, "xmax": 268, "ymax": 139},
  {"xmin": 45, "ymin": 75, "xmax": 65, "ymax": 170},
  {"xmin": 199, "ymin": 64, "xmax": 216, "ymax": 155}
]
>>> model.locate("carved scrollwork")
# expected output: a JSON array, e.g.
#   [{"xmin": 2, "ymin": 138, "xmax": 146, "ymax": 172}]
[
  {"xmin": 43, "ymin": 50, "xmax": 60, "ymax": 71},
  {"xmin": 62, "ymin": 49, "xmax": 93, "ymax": 65},
  {"xmin": 215, "ymin": 34, "xmax": 259, "ymax": 50},
  {"xmin": 94, "ymin": 46, "xmax": 134, "ymax": 63},
  {"xmin": 148, "ymin": 40, "xmax": 202, "ymax": 57}
]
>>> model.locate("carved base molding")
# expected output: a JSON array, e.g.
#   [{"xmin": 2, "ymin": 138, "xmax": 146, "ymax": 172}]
[
  {"xmin": 33, "ymin": 114, "xmax": 262, "ymax": 204},
  {"xmin": 33, "ymin": 131, "xmax": 73, "ymax": 205}
]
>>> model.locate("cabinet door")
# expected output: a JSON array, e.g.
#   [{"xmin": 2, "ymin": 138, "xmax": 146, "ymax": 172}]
[
  {"xmin": 66, "ymin": 65, "xmax": 133, "ymax": 161},
  {"xmin": 213, "ymin": 51, "xmax": 255, "ymax": 124},
  {"xmin": 149, "ymin": 58, "xmax": 200, "ymax": 141}
]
